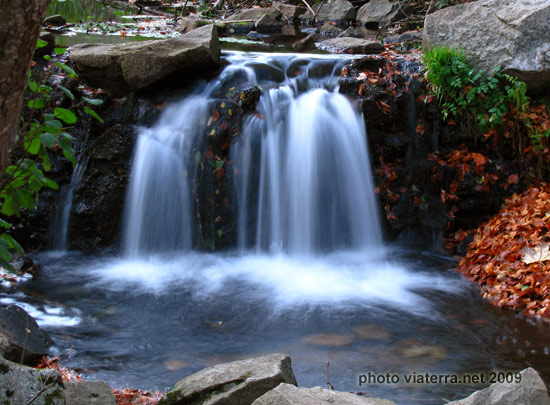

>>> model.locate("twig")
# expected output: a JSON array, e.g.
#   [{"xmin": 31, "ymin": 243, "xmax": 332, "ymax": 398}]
[
  {"xmin": 425, "ymin": 0, "xmax": 435, "ymax": 17},
  {"xmin": 301, "ymin": 0, "xmax": 317, "ymax": 23},
  {"xmin": 325, "ymin": 361, "xmax": 334, "ymax": 390},
  {"xmin": 396, "ymin": 0, "xmax": 410, "ymax": 20},
  {"xmin": 312, "ymin": 0, "xmax": 326, "ymax": 25},
  {"xmin": 101, "ymin": 299, "xmax": 125, "ymax": 309},
  {"xmin": 26, "ymin": 383, "xmax": 54, "ymax": 405}
]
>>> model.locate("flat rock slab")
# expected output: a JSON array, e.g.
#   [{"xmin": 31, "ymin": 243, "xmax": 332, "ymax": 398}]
[
  {"xmin": 65, "ymin": 381, "xmax": 117, "ymax": 405},
  {"xmin": 160, "ymin": 353, "xmax": 297, "ymax": 404},
  {"xmin": 252, "ymin": 384, "xmax": 395, "ymax": 405},
  {"xmin": 317, "ymin": 38, "xmax": 384, "ymax": 55},
  {"xmin": 0, "ymin": 354, "xmax": 64, "ymax": 405},
  {"xmin": 0, "ymin": 304, "xmax": 53, "ymax": 366},
  {"xmin": 423, "ymin": 0, "xmax": 550, "ymax": 95},
  {"xmin": 70, "ymin": 24, "xmax": 221, "ymax": 95},
  {"xmin": 447, "ymin": 368, "xmax": 550, "ymax": 405}
]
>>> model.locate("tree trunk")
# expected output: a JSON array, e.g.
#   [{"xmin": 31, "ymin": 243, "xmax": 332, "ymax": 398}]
[{"xmin": 0, "ymin": 0, "xmax": 50, "ymax": 173}]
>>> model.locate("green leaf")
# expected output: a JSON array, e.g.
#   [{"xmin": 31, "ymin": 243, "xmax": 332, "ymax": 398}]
[
  {"xmin": 16, "ymin": 189, "xmax": 35, "ymax": 210},
  {"xmin": 214, "ymin": 160, "xmax": 224, "ymax": 169},
  {"xmin": 57, "ymin": 85, "xmax": 75, "ymax": 100},
  {"xmin": 54, "ymin": 107, "xmax": 77, "ymax": 124},
  {"xmin": 54, "ymin": 61, "xmax": 77, "ymax": 78},
  {"xmin": 54, "ymin": 47, "xmax": 67, "ymax": 55},
  {"xmin": 45, "ymin": 119, "xmax": 63, "ymax": 132},
  {"xmin": 82, "ymin": 96, "xmax": 103, "ymax": 106},
  {"xmin": 1, "ymin": 234, "xmax": 24, "ymax": 255},
  {"xmin": 0, "ymin": 219, "xmax": 11, "ymax": 229},
  {"xmin": 0, "ymin": 245, "xmax": 13, "ymax": 266},
  {"xmin": 84, "ymin": 106, "xmax": 104, "ymax": 123},
  {"xmin": 217, "ymin": 229, "xmax": 223, "ymax": 238},
  {"xmin": 25, "ymin": 138, "xmax": 42, "ymax": 155},
  {"xmin": 27, "ymin": 98, "xmax": 45, "ymax": 109},
  {"xmin": 40, "ymin": 133, "xmax": 57, "ymax": 148},
  {"xmin": 28, "ymin": 81, "xmax": 39, "ymax": 92},
  {"xmin": 36, "ymin": 39, "xmax": 48, "ymax": 49},
  {"xmin": 2, "ymin": 196, "xmax": 15, "ymax": 216},
  {"xmin": 44, "ymin": 178, "xmax": 58, "ymax": 190}
]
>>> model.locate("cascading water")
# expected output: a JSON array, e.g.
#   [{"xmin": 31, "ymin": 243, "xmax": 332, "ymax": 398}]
[{"xmin": 233, "ymin": 66, "xmax": 381, "ymax": 254}]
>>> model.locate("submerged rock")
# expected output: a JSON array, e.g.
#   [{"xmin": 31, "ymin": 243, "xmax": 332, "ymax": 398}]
[
  {"xmin": 160, "ymin": 353, "xmax": 297, "ymax": 404},
  {"xmin": 252, "ymin": 383, "xmax": 395, "ymax": 405},
  {"xmin": 423, "ymin": 0, "xmax": 550, "ymax": 95},
  {"xmin": 0, "ymin": 304, "xmax": 53, "ymax": 366},
  {"xmin": 0, "ymin": 355, "xmax": 64, "ymax": 405},
  {"xmin": 446, "ymin": 368, "xmax": 550, "ymax": 405},
  {"xmin": 70, "ymin": 24, "xmax": 221, "ymax": 95}
]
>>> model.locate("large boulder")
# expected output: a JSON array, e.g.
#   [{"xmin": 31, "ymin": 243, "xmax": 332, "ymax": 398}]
[
  {"xmin": 0, "ymin": 304, "xmax": 53, "ymax": 366},
  {"xmin": 446, "ymin": 368, "xmax": 550, "ymax": 405},
  {"xmin": 356, "ymin": 0, "xmax": 409, "ymax": 26},
  {"xmin": 252, "ymin": 383, "xmax": 395, "ymax": 405},
  {"xmin": 0, "ymin": 355, "xmax": 65, "ymax": 405},
  {"xmin": 300, "ymin": 0, "xmax": 356, "ymax": 25},
  {"xmin": 70, "ymin": 24, "xmax": 221, "ymax": 95},
  {"xmin": 423, "ymin": 0, "xmax": 550, "ymax": 95},
  {"xmin": 159, "ymin": 353, "xmax": 297, "ymax": 404}
]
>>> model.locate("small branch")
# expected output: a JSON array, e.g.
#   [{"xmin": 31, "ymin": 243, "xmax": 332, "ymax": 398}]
[
  {"xmin": 325, "ymin": 361, "xmax": 334, "ymax": 390},
  {"xmin": 312, "ymin": 0, "xmax": 326, "ymax": 25},
  {"xmin": 26, "ymin": 383, "xmax": 54, "ymax": 405},
  {"xmin": 301, "ymin": 0, "xmax": 317, "ymax": 23}
]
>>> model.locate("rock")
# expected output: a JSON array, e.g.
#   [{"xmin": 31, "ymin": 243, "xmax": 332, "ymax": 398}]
[
  {"xmin": 274, "ymin": 3, "xmax": 306, "ymax": 21},
  {"xmin": 320, "ymin": 22, "xmax": 344, "ymax": 38},
  {"xmin": 255, "ymin": 14, "xmax": 284, "ymax": 34},
  {"xmin": 252, "ymin": 383, "xmax": 395, "ymax": 405},
  {"xmin": 300, "ymin": 0, "xmax": 355, "ymax": 25},
  {"xmin": 351, "ymin": 56, "xmax": 386, "ymax": 72},
  {"xmin": 446, "ymin": 368, "xmax": 550, "ymax": 405},
  {"xmin": 65, "ymin": 381, "xmax": 117, "ymax": 405},
  {"xmin": 0, "ymin": 354, "xmax": 65, "ymax": 405},
  {"xmin": 226, "ymin": 7, "xmax": 281, "ymax": 22},
  {"xmin": 423, "ymin": 0, "xmax": 550, "ymax": 95},
  {"xmin": 44, "ymin": 14, "xmax": 66, "ymax": 26},
  {"xmin": 317, "ymin": 37, "xmax": 384, "ymax": 54},
  {"xmin": 70, "ymin": 24, "xmax": 221, "ymax": 95},
  {"xmin": 0, "ymin": 304, "xmax": 53, "ymax": 366},
  {"xmin": 178, "ymin": 16, "xmax": 202, "ymax": 33},
  {"xmin": 160, "ymin": 353, "xmax": 297, "ymax": 404},
  {"xmin": 356, "ymin": 0, "xmax": 408, "ymax": 26},
  {"xmin": 383, "ymin": 30, "xmax": 422, "ymax": 45}
]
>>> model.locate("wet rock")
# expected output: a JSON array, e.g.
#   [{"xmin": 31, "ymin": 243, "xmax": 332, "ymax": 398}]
[
  {"xmin": 43, "ymin": 14, "xmax": 66, "ymax": 27},
  {"xmin": 0, "ymin": 354, "xmax": 64, "ymax": 405},
  {"xmin": 160, "ymin": 353, "xmax": 297, "ymax": 404},
  {"xmin": 65, "ymin": 381, "xmax": 117, "ymax": 405},
  {"xmin": 0, "ymin": 304, "xmax": 53, "ymax": 366},
  {"xmin": 338, "ymin": 26, "xmax": 363, "ymax": 39},
  {"xmin": 255, "ymin": 14, "xmax": 284, "ymax": 34},
  {"xmin": 351, "ymin": 56, "xmax": 386, "ymax": 72},
  {"xmin": 317, "ymin": 37, "xmax": 384, "ymax": 54},
  {"xmin": 252, "ymin": 384, "xmax": 395, "ymax": 405},
  {"xmin": 423, "ymin": 0, "xmax": 550, "ymax": 95},
  {"xmin": 446, "ymin": 368, "xmax": 550, "ymax": 405},
  {"xmin": 356, "ymin": 0, "xmax": 410, "ymax": 27},
  {"xmin": 300, "ymin": 0, "xmax": 355, "ymax": 26},
  {"xmin": 70, "ymin": 24, "xmax": 221, "ymax": 96}
]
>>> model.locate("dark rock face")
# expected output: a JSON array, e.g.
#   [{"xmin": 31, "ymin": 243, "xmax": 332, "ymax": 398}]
[{"xmin": 0, "ymin": 304, "xmax": 53, "ymax": 366}]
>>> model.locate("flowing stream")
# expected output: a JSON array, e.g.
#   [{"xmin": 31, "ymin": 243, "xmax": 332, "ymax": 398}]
[{"xmin": 13, "ymin": 52, "xmax": 550, "ymax": 404}]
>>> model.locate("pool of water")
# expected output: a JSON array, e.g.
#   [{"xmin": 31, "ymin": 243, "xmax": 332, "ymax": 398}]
[{"xmin": 10, "ymin": 247, "xmax": 550, "ymax": 404}]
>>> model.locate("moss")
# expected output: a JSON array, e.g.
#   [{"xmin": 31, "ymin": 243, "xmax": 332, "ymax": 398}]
[
  {"xmin": 44, "ymin": 388, "xmax": 63, "ymax": 405},
  {"xmin": 158, "ymin": 389, "xmax": 181, "ymax": 404}
]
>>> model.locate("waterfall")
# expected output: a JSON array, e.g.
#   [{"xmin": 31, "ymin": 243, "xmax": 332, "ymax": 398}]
[
  {"xmin": 124, "ymin": 52, "xmax": 381, "ymax": 256},
  {"xmin": 50, "ymin": 159, "xmax": 87, "ymax": 251}
]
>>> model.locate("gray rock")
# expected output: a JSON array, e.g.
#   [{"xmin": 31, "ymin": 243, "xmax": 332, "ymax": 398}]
[
  {"xmin": 320, "ymin": 22, "xmax": 344, "ymax": 38},
  {"xmin": 274, "ymin": 3, "xmax": 306, "ymax": 21},
  {"xmin": 423, "ymin": 0, "xmax": 550, "ymax": 95},
  {"xmin": 446, "ymin": 368, "xmax": 550, "ymax": 405},
  {"xmin": 317, "ymin": 37, "xmax": 384, "ymax": 54},
  {"xmin": 292, "ymin": 34, "xmax": 318, "ymax": 52},
  {"xmin": 65, "ymin": 380, "xmax": 117, "ymax": 405},
  {"xmin": 44, "ymin": 14, "xmax": 66, "ymax": 26},
  {"xmin": 0, "ymin": 354, "xmax": 64, "ymax": 405},
  {"xmin": 0, "ymin": 304, "xmax": 53, "ymax": 366},
  {"xmin": 338, "ymin": 27, "xmax": 363, "ymax": 39},
  {"xmin": 356, "ymin": 0, "xmax": 408, "ymax": 26},
  {"xmin": 160, "ymin": 353, "xmax": 297, "ymax": 404},
  {"xmin": 70, "ymin": 24, "xmax": 221, "ymax": 95},
  {"xmin": 178, "ymin": 16, "xmax": 202, "ymax": 33},
  {"xmin": 301, "ymin": 0, "xmax": 356, "ymax": 25},
  {"xmin": 252, "ymin": 384, "xmax": 395, "ymax": 405},
  {"xmin": 226, "ymin": 7, "xmax": 281, "ymax": 22}
]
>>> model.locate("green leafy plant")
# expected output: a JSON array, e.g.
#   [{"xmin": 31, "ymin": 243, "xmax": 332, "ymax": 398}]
[
  {"xmin": 423, "ymin": 46, "xmax": 528, "ymax": 135},
  {"xmin": 0, "ymin": 39, "xmax": 103, "ymax": 271}
]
